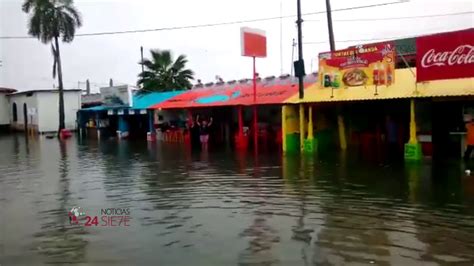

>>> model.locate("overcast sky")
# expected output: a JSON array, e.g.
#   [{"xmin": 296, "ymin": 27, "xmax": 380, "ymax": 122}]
[{"xmin": 0, "ymin": 0, "xmax": 472, "ymax": 92}]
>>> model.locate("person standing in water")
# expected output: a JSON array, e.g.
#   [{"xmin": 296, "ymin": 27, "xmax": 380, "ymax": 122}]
[
  {"xmin": 197, "ymin": 115, "xmax": 213, "ymax": 151},
  {"xmin": 190, "ymin": 116, "xmax": 201, "ymax": 151},
  {"xmin": 464, "ymin": 117, "xmax": 474, "ymax": 161}
]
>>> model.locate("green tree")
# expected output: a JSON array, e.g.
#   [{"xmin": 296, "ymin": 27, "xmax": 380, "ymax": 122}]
[
  {"xmin": 22, "ymin": 0, "xmax": 82, "ymax": 133},
  {"xmin": 137, "ymin": 49, "xmax": 194, "ymax": 94}
]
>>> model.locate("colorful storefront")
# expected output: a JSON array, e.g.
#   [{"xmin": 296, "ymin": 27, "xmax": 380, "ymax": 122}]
[
  {"xmin": 78, "ymin": 91, "xmax": 184, "ymax": 140},
  {"xmin": 150, "ymin": 75, "xmax": 316, "ymax": 150},
  {"xmin": 282, "ymin": 28, "xmax": 474, "ymax": 160}
]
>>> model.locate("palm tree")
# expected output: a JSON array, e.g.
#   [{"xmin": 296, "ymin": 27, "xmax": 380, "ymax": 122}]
[
  {"xmin": 22, "ymin": 0, "xmax": 82, "ymax": 134},
  {"xmin": 137, "ymin": 49, "xmax": 194, "ymax": 94}
]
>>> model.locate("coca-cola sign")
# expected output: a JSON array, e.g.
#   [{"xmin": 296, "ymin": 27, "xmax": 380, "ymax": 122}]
[{"xmin": 416, "ymin": 28, "xmax": 474, "ymax": 82}]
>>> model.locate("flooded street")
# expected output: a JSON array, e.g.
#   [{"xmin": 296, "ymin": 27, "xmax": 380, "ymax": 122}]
[{"xmin": 1, "ymin": 135, "xmax": 474, "ymax": 265}]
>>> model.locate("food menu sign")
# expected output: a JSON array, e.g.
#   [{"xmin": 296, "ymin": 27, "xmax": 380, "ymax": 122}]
[{"xmin": 318, "ymin": 42, "xmax": 396, "ymax": 88}]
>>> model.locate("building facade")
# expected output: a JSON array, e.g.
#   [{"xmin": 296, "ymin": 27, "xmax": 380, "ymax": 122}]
[
  {"xmin": 8, "ymin": 89, "xmax": 82, "ymax": 133},
  {"xmin": 0, "ymin": 88, "xmax": 17, "ymax": 131}
]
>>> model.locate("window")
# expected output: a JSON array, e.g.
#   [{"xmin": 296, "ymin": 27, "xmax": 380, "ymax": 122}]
[{"xmin": 12, "ymin": 103, "xmax": 17, "ymax": 122}]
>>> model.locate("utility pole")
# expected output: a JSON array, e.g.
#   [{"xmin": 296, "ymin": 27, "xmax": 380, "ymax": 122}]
[
  {"xmin": 296, "ymin": 0, "xmax": 305, "ymax": 99},
  {"xmin": 140, "ymin": 46, "xmax": 145, "ymax": 89},
  {"xmin": 291, "ymin": 38, "xmax": 296, "ymax": 76},
  {"xmin": 279, "ymin": 0, "xmax": 283, "ymax": 75},
  {"xmin": 140, "ymin": 46, "xmax": 145, "ymax": 74},
  {"xmin": 86, "ymin": 79, "xmax": 90, "ymax": 95},
  {"xmin": 325, "ymin": 0, "xmax": 336, "ymax": 51}
]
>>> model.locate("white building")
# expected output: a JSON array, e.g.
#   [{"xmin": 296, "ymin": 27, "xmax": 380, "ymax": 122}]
[
  {"xmin": 8, "ymin": 89, "xmax": 82, "ymax": 133},
  {"xmin": 0, "ymin": 88, "xmax": 17, "ymax": 130}
]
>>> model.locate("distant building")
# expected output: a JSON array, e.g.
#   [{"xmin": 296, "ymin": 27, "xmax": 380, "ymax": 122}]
[
  {"xmin": 0, "ymin": 87, "xmax": 17, "ymax": 131},
  {"xmin": 8, "ymin": 89, "xmax": 82, "ymax": 133}
]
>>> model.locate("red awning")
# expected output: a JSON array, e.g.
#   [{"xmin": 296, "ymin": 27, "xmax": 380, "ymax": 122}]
[{"xmin": 151, "ymin": 82, "xmax": 310, "ymax": 109}]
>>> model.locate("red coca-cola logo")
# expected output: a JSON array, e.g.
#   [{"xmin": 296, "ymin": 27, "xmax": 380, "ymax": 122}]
[{"xmin": 421, "ymin": 45, "xmax": 474, "ymax": 68}]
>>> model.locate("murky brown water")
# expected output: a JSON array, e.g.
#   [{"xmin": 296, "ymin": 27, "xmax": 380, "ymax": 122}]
[{"xmin": 1, "ymin": 134, "xmax": 474, "ymax": 265}]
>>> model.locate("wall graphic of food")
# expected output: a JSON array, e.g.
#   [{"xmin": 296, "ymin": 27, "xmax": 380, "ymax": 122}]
[{"xmin": 342, "ymin": 69, "xmax": 368, "ymax": 86}]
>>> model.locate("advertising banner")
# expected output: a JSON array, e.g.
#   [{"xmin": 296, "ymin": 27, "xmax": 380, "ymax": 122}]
[
  {"xmin": 100, "ymin": 85, "xmax": 134, "ymax": 107},
  {"xmin": 319, "ymin": 42, "xmax": 396, "ymax": 88},
  {"xmin": 241, "ymin": 27, "xmax": 267, "ymax": 58},
  {"xmin": 416, "ymin": 28, "xmax": 474, "ymax": 82}
]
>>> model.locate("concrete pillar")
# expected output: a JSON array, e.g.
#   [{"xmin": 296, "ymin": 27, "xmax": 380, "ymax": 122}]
[
  {"xmin": 282, "ymin": 105, "xmax": 287, "ymax": 152},
  {"xmin": 338, "ymin": 115, "xmax": 347, "ymax": 150},
  {"xmin": 303, "ymin": 105, "xmax": 317, "ymax": 153},
  {"xmin": 299, "ymin": 104, "xmax": 305, "ymax": 152},
  {"xmin": 405, "ymin": 99, "xmax": 422, "ymax": 160},
  {"xmin": 282, "ymin": 105, "xmax": 299, "ymax": 153},
  {"xmin": 96, "ymin": 113, "xmax": 101, "ymax": 140},
  {"xmin": 409, "ymin": 99, "xmax": 418, "ymax": 144},
  {"xmin": 147, "ymin": 110, "xmax": 156, "ymax": 142},
  {"xmin": 308, "ymin": 106, "xmax": 313, "ymax": 140}
]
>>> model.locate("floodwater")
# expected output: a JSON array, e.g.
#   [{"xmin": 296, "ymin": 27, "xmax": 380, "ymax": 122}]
[{"xmin": 1, "ymin": 135, "xmax": 474, "ymax": 266}]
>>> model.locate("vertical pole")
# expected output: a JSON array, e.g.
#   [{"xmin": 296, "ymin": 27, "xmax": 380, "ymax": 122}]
[
  {"xmin": 253, "ymin": 56, "xmax": 258, "ymax": 154},
  {"xmin": 325, "ymin": 0, "xmax": 336, "ymax": 51},
  {"xmin": 326, "ymin": 0, "xmax": 344, "ymax": 152},
  {"xmin": 308, "ymin": 106, "xmax": 313, "ymax": 140},
  {"xmin": 148, "ymin": 110, "xmax": 153, "ymax": 133},
  {"xmin": 338, "ymin": 115, "xmax": 347, "ymax": 150},
  {"xmin": 291, "ymin": 39, "xmax": 296, "ymax": 76},
  {"xmin": 140, "ymin": 46, "xmax": 145, "ymax": 75},
  {"xmin": 238, "ymin": 106, "xmax": 244, "ymax": 138},
  {"xmin": 86, "ymin": 79, "xmax": 90, "ymax": 95},
  {"xmin": 296, "ymin": 0, "xmax": 305, "ymax": 99},
  {"xmin": 282, "ymin": 105, "xmax": 287, "ymax": 152},
  {"xmin": 147, "ymin": 110, "xmax": 155, "ymax": 142},
  {"xmin": 299, "ymin": 104, "xmax": 305, "ymax": 152},
  {"xmin": 96, "ymin": 112, "xmax": 100, "ymax": 140},
  {"xmin": 280, "ymin": 0, "xmax": 284, "ymax": 75},
  {"xmin": 409, "ymin": 99, "xmax": 417, "ymax": 144}
]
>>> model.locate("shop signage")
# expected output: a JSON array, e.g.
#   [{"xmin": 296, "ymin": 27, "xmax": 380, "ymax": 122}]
[
  {"xmin": 100, "ymin": 85, "xmax": 134, "ymax": 107},
  {"xmin": 319, "ymin": 42, "xmax": 396, "ymax": 88},
  {"xmin": 416, "ymin": 28, "xmax": 474, "ymax": 82},
  {"xmin": 241, "ymin": 27, "xmax": 267, "ymax": 58}
]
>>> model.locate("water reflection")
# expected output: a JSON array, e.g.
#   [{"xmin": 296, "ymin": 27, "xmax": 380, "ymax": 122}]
[
  {"xmin": 0, "ymin": 135, "xmax": 473, "ymax": 265},
  {"xmin": 32, "ymin": 139, "xmax": 89, "ymax": 264}
]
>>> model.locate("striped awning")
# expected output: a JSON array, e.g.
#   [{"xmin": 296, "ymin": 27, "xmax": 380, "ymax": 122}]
[{"xmin": 150, "ymin": 82, "xmax": 312, "ymax": 109}]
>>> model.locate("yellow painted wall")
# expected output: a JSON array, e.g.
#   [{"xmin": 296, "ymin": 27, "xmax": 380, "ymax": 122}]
[
  {"xmin": 286, "ymin": 68, "xmax": 474, "ymax": 104},
  {"xmin": 284, "ymin": 105, "xmax": 299, "ymax": 133}
]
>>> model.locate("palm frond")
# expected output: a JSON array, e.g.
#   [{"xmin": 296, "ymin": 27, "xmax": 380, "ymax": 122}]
[
  {"xmin": 137, "ymin": 49, "xmax": 194, "ymax": 92},
  {"xmin": 23, "ymin": 0, "xmax": 82, "ymax": 43}
]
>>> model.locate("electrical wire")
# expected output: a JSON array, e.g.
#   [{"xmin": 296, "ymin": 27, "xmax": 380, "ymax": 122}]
[
  {"xmin": 0, "ymin": 1, "xmax": 409, "ymax": 39},
  {"xmin": 302, "ymin": 27, "xmax": 472, "ymax": 45},
  {"xmin": 304, "ymin": 11, "xmax": 473, "ymax": 22}
]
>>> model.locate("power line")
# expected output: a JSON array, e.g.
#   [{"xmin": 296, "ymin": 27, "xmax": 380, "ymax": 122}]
[
  {"xmin": 0, "ymin": 1, "xmax": 407, "ymax": 39},
  {"xmin": 302, "ymin": 27, "xmax": 472, "ymax": 45},
  {"xmin": 305, "ymin": 11, "xmax": 474, "ymax": 22}
]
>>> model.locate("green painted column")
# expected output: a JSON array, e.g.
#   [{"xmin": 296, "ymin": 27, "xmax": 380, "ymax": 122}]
[{"xmin": 283, "ymin": 105, "xmax": 300, "ymax": 153}]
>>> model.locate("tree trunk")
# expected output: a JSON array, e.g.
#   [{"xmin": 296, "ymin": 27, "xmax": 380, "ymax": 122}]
[{"xmin": 54, "ymin": 36, "xmax": 66, "ymax": 135}]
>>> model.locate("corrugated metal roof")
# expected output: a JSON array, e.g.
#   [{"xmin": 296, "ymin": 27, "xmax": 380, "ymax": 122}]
[{"xmin": 132, "ymin": 91, "xmax": 185, "ymax": 109}]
